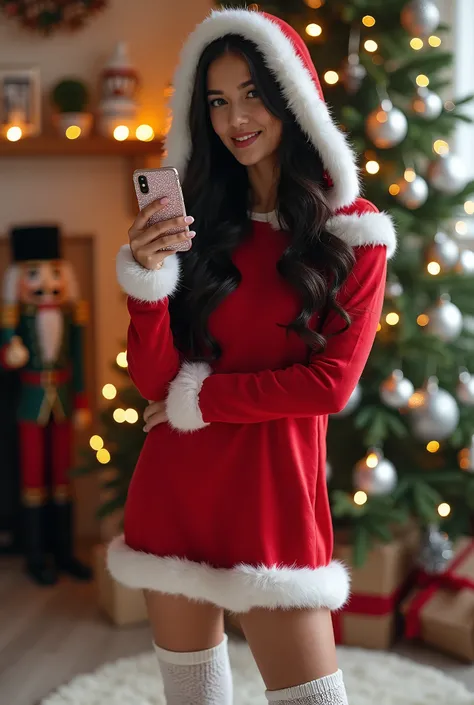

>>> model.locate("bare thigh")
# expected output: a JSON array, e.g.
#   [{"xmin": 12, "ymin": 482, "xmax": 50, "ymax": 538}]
[
  {"xmin": 239, "ymin": 606, "xmax": 338, "ymax": 692},
  {"xmin": 144, "ymin": 590, "xmax": 225, "ymax": 652}
]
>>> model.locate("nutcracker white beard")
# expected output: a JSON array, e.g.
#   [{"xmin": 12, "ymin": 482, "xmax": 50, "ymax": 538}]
[{"xmin": 37, "ymin": 308, "xmax": 64, "ymax": 364}]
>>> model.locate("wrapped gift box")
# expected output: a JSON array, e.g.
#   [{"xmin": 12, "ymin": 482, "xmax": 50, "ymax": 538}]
[
  {"xmin": 331, "ymin": 522, "xmax": 420, "ymax": 649},
  {"xmin": 401, "ymin": 537, "xmax": 474, "ymax": 662}
]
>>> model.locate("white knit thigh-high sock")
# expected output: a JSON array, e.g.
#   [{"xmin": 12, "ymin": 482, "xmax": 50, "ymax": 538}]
[
  {"xmin": 266, "ymin": 669, "xmax": 349, "ymax": 705},
  {"xmin": 153, "ymin": 633, "xmax": 233, "ymax": 705}
]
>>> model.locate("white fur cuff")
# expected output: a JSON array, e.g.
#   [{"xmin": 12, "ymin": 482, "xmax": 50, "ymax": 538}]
[
  {"xmin": 326, "ymin": 211, "xmax": 397, "ymax": 259},
  {"xmin": 116, "ymin": 245, "xmax": 180, "ymax": 303},
  {"xmin": 166, "ymin": 361, "xmax": 212, "ymax": 432}
]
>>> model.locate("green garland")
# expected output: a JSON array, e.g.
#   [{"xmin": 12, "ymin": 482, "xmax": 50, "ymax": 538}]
[{"xmin": 0, "ymin": 0, "xmax": 108, "ymax": 34}]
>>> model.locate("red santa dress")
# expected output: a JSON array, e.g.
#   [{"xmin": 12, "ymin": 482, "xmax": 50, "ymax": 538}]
[{"xmin": 107, "ymin": 9, "xmax": 397, "ymax": 614}]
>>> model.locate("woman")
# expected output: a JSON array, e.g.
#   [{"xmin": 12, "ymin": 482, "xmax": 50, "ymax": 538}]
[{"xmin": 109, "ymin": 8, "xmax": 396, "ymax": 705}]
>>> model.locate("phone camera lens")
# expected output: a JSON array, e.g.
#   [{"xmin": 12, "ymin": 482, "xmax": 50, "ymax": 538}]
[{"xmin": 138, "ymin": 175, "xmax": 149, "ymax": 194}]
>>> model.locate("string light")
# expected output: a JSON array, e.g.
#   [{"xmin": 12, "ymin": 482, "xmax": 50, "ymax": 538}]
[
  {"xmin": 456, "ymin": 220, "xmax": 468, "ymax": 235},
  {"xmin": 427, "ymin": 261, "xmax": 441, "ymax": 275},
  {"xmin": 324, "ymin": 71, "xmax": 339, "ymax": 85},
  {"xmin": 136, "ymin": 124, "xmax": 155, "ymax": 142},
  {"xmin": 459, "ymin": 448, "xmax": 470, "ymax": 470},
  {"xmin": 416, "ymin": 74, "xmax": 430, "ymax": 87},
  {"xmin": 97, "ymin": 448, "xmax": 111, "ymax": 465},
  {"xmin": 429, "ymin": 35, "xmax": 442, "ymax": 47},
  {"xmin": 89, "ymin": 435, "xmax": 104, "ymax": 451},
  {"xmin": 113, "ymin": 125, "xmax": 129, "ymax": 141},
  {"xmin": 433, "ymin": 139, "xmax": 449, "ymax": 155},
  {"xmin": 65, "ymin": 125, "xmax": 81, "ymax": 140},
  {"xmin": 362, "ymin": 15, "xmax": 376, "ymax": 27},
  {"xmin": 410, "ymin": 38, "xmax": 424, "ymax": 50},
  {"xmin": 376, "ymin": 110, "xmax": 388, "ymax": 123},
  {"xmin": 376, "ymin": 322, "xmax": 382, "ymax": 332},
  {"xmin": 364, "ymin": 39, "xmax": 378, "ymax": 53},
  {"xmin": 6, "ymin": 126, "xmax": 22, "ymax": 142},
  {"xmin": 464, "ymin": 201, "xmax": 474, "ymax": 215},
  {"xmin": 116, "ymin": 351, "xmax": 128, "ymax": 368},
  {"xmin": 125, "ymin": 408, "xmax": 139, "ymax": 424},
  {"xmin": 386, "ymin": 312, "xmax": 400, "ymax": 326},
  {"xmin": 305, "ymin": 0, "xmax": 324, "ymax": 7},
  {"xmin": 102, "ymin": 383, "xmax": 117, "ymax": 400},
  {"xmin": 113, "ymin": 408, "xmax": 126, "ymax": 423},
  {"xmin": 366, "ymin": 160, "xmax": 380, "ymax": 174},
  {"xmin": 366, "ymin": 453, "xmax": 379, "ymax": 468},
  {"xmin": 389, "ymin": 183, "xmax": 400, "ymax": 196},
  {"xmin": 305, "ymin": 23, "xmax": 322, "ymax": 37},
  {"xmin": 354, "ymin": 490, "xmax": 368, "ymax": 505},
  {"xmin": 404, "ymin": 168, "xmax": 416, "ymax": 183},
  {"xmin": 438, "ymin": 502, "xmax": 451, "ymax": 518},
  {"xmin": 427, "ymin": 441, "xmax": 440, "ymax": 453},
  {"xmin": 417, "ymin": 314, "xmax": 429, "ymax": 327},
  {"xmin": 409, "ymin": 391, "xmax": 425, "ymax": 408}
]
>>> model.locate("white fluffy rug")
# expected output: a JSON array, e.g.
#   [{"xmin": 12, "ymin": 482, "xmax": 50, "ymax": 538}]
[{"xmin": 41, "ymin": 639, "xmax": 474, "ymax": 705}]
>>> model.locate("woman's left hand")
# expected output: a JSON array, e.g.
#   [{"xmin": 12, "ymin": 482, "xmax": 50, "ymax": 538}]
[{"xmin": 144, "ymin": 400, "xmax": 168, "ymax": 432}]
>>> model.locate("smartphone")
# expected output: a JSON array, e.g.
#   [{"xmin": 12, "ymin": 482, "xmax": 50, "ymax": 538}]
[{"xmin": 133, "ymin": 166, "xmax": 192, "ymax": 252}]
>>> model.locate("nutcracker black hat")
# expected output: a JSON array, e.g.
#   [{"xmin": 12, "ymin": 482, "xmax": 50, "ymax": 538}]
[{"xmin": 10, "ymin": 225, "xmax": 62, "ymax": 263}]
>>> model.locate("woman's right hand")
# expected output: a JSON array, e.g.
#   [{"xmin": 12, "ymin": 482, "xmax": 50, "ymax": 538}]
[{"xmin": 128, "ymin": 198, "xmax": 195, "ymax": 270}]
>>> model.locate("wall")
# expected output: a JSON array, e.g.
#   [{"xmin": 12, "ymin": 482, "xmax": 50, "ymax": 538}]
[{"xmin": 0, "ymin": 0, "xmax": 212, "ymax": 538}]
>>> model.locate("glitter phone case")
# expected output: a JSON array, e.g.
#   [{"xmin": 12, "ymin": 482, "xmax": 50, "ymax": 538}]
[{"xmin": 133, "ymin": 166, "xmax": 192, "ymax": 252}]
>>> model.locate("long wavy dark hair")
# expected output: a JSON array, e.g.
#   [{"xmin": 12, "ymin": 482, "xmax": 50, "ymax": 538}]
[{"xmin": 169, "ymin": 35, "xmax": 355, "ymax": 361}]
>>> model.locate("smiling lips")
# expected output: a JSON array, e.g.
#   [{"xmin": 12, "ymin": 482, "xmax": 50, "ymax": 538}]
[{"xmin": 231, "ymin": 131, "xmax": 262, "ymax": 148}]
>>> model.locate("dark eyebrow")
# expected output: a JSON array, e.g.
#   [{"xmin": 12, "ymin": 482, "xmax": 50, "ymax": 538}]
[{"xmin": 206, "ymin": 79, "xmax": 254, "ymax": 96}]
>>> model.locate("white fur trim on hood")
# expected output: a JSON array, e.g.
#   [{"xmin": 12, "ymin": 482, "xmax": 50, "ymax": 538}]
[
  {"xmin": 166, "ymin": 361, "xmax": 212, "ymax": 432},
  {"xmin": 326, "ymin": 211, "xmax": 397, "ymax": 259},
  {"xmin": 164, "ymin": 9, "xmax": 359, "ymax": 211},
  {"xmin": 116, "ymin": 245, "xmax": 180, "ymax": 303},
  {"xmin": 107, "ymin": 535, "xmax": 351, "ymax": 613}
]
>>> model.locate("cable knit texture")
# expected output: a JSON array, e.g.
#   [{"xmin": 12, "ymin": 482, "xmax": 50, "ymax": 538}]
[
  {"xmin": 266, "ymin": 669, "xmax": 349, "ymax": 704},
  {"xmin": 154, "ymin": 634, "xmax": 233, "ymax": 704}
]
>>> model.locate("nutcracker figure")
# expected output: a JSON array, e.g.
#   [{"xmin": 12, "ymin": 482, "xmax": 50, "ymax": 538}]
[{"xmin": 0, "ymin": 225, "xmax": 92, "ymax": 585}]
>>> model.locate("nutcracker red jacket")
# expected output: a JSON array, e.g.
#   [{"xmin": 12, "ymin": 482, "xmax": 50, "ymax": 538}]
[{"xmin": 108, "ymin": 8, "xmax": 397, "ymax": 614}]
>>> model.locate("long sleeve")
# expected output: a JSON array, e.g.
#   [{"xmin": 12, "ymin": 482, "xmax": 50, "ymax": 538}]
[{"xmin": 116, "ymin": 245, "xmax": 182, "ymax": 401}]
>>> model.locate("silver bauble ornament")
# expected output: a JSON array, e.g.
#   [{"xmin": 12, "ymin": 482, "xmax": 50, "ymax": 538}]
[
  {"xmin": 401, "ymin": 0, "xmax": 440, "ymax": 37},
  {"xmin": 340, "ymin": 57, "xmax": 367, "ymax": 94},
  {"xmin": 455, "ymin": 249, "xmax": 474, "ymax": 275},
  {"xmin": 326, "ymin": 460, "xmax": 332, "ymax": 482},
  {"xmin": 385, "ymin": 279, "xmax": 404, "ymax": 298},
  {"xmin": 409, "ymin": 377, "xmax": 460, "ymax": 441},
  {"xmin": 425, "ymin": 231, "xmax": 459, "ymax": 271},
  {"xmin": 459, "ymin": 435, "xmax": 474, "ymax": 472},
  {"xmin": 425, "ymin": 296, "xmax": 463, "ymax": 342},
  {"xmin": 428, "ymin": 154, "xmax": 468, "ymax": 195},
  {"xmin": 411, "ymin": 87, "xmax": 443, "ymax": 120},
  {"xmin": 417, "ymin": 524, "xmax": 453, "ymax": 575},
  {"xmin": 353, "ymin": 448, "xmax": 398, "ymax": 496},
  {"xmin": 456, "ymin": 370, "xmax": 474, "ymax": 406},
  {"xmin": 395, "ymin": 173, "xmax": 429, "ymax": 209},
  {"xmin": 331, "ymin": 383, "xmax": 361, "ymax": 418},
  {"xmin": 380, "ymin": 369, "xmax": 415, "ymax": 409},
  {"xmin": 366, "ymin": 99, "xmax": 408, "ymax": 149}
]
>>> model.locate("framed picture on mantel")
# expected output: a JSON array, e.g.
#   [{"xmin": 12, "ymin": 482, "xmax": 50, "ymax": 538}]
[{"xmin": 0, "ymin": 66, "xmax": 41, "ymax": 137}]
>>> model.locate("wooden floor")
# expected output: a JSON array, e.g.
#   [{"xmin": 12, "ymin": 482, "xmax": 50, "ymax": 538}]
[{"xmin": 1, "ymin": 555, "xmax": 473, "ymax": 705}]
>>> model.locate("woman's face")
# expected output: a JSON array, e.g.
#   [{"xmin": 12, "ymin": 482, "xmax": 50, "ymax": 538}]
[{"xmin": 207, "ymin": 52, "xmax": 282, "ymax": 168}]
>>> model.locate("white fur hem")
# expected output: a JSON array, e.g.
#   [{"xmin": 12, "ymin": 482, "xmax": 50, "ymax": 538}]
[
  {"xmin": 107, "ymin": 535, "xmax": 351, "ymax": 612},
  {"xmin": 166, "ymin": 361, "xmax": 212, "ymax": 432},
  {"xmin": 326, "ymin": 212, "xmax": 397, "ymax": 259},
  {"xmin": 164, "ymin": 9, "xmax": 359, "ymax": 211},
  {"xmin": 116, "ymin": 245, "xmax": 180, "ymax": 303}
]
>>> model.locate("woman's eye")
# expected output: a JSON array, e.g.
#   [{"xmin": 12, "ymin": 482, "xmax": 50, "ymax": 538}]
[
  {"xmin": 27, "ymin": 269, "xmax": 39, "ymax": 281},
  {"xmin": 247, "ymin": 89, "xmax": 259, "ymax": 99},
  {"xmin": 209, "ymin": 97, "xmax": 226, "ymax": 108}
]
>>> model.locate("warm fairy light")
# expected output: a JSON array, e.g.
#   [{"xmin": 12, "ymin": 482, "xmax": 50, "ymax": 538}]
[
  {"xmin": 445, "ymin": 100, "xmax": 455, "ymax": 112},
  {"xmin": 409, "ymin": 391, "xmax": 425, "ymax": 409},
  {"xmin": 376, "ymin": 110, "xmax": 388, "ymax": 123},
  {"xmin": 364, "ymin": 39, "xmax": 378, "ymax": 53},
  {"xmin": 366, "ymin": 453, "xmax": 379, "ymax": 468},
  {"xmin": 116, "ymin": 351, "xmax": 128, "ymax": 368},
  {"xmin": 438, "ymin": 502, "xmax": 451, "ymax": 518},
  {"xmin": 113, "ymin": 408, "xmax": 126, "ymax": 423},
  {"xmin": 416, "ymin": 74, "xmax": 430, "ymax": 87},
  {"xmin": 354, "ymin": 490, "xmax": 368, "ymax": 505},
  {"xmin": 366, "ymin": 160, "xmax": 380, "ymax": 174},
  {"xmin": 102, "ymin": 383, "xmax": 117, "ymax": 400},
  {"xmin": 125, "ymin": 408, "xmax": 139, "ymax": 424},
  {"xmin": 376, "ymin": 322, "xmax": 382, "ymax": 332},
  {"xmin": 324, "ymin": 71, "xmax": 339, "ymax": 85},
  {"xmin": 429, "ymin": 35, "xmax": 442, "ymax": 47},
  {"xmin": 386, "ymin": 312, "xmax": 400, "ymax": 326},
  {"xmin": 410, "ymin": 37, "xmax": 424, "ymax": 50},
  {"xmin": 113, "ymin": 125, "xmax": 129, "ymax": 141},
  {"xmin": 433, "ymin": 139, "xmax": 449, "ymax": 155},
  {"xmin": 456, "ymin": 220, "xmax": 468, "ymax": 235},
  {"xmin": 389, "ymin": 183, "xmax": 401, "ymax": 196},
  {"xmin": 305, "ymin": 23, "xmax": 322, "ymax": 37},
  {"xmin": 6, "ymin": 126, "xmax": 22, "ymax": 141},
  {"xmin": 427, "ymin": 441, "xmax": 440, "ymax": 453},
  {"xmin": 65, "ymin": 125, "xmax": 81, "ymax": 140},
  {"xmin": 97, "ymin": 448, "xmax": 111, "ymax": 465},
  {"xmin": 464, "ymin": 200, "xmax": 474, "ymax": 215},
  {"xmin": 362, "ymin": 15, "xmax": 376, "ymax": 27},
  {"xmin": 305, "ymin": 0, "xmax": 324, "ymax": 7},
  {"xmin": 417, "ymin": 314, "xmax": 429, "ymax": 327},
  {"xmin": 89, "ymin": 435, "xmax": 104, "ymax": 451},
  {"xmin": 427, "ymin": 261, "xmax": 441, "ymax": 275},
  {"xmin": 459, "ymin": 449, "xmax": 470, "ymax": 470},
  {"xmin": 136, "ymin": 124, "xmax": 155, "ymax": 142},
  {"xmin": 404, "ymin": 168, "xmax": 416, "ymax": 183}
]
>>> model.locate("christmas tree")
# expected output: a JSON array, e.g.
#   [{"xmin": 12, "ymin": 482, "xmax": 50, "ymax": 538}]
[{"xmin": 78, "ymin": 0, "xmax": 474, "ymax": 565}]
